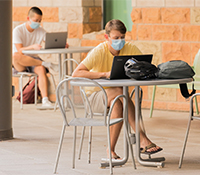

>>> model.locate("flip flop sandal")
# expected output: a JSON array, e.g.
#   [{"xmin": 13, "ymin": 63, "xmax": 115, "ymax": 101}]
[
  {"xmin": 140, "ymin": 143, "xmax": 163, "ymax": 155},
  {"xmin": 112, "ymin": 154, "xmax": 121, "ymax": 160}
]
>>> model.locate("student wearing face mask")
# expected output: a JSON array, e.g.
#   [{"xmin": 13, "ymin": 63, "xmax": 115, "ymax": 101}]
[
  {"xmin": 72, "ymin": 19, "xmax": 162, "ymax": 159},
  {"xmin": 13, "ymin": 6, "xmax": 64, "ymax": 107}
]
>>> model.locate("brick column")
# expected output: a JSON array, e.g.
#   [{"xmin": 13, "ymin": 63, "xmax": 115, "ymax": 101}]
[{"xmin": 68, "ymin": 0, "xmax": 102, "ymax": 40}]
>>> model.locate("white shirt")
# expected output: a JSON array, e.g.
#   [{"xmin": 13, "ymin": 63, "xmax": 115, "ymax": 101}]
[{"xmin": 12, "ymin": 23, "xmax": 46, "ymax": 55}]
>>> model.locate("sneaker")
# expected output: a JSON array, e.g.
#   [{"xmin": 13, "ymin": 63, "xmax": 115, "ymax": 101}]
[{"xmin": 42, "ymin": 99, "xmax": 53, "ymax": 107}]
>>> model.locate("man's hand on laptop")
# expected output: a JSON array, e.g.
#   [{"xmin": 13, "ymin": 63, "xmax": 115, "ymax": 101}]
[
  {"xmin": 102, "ymin": 72, "xmax": 110, "ymax": 79},
  {"xmin": 65, "ymin": 43, "xmax": 69, "ymax": 48},
  {"xmin": 32, "ymin": 44, "xmax": 42, "ymax": 50}
]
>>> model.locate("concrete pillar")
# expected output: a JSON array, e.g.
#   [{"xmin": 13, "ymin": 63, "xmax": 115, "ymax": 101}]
[{"xmin": 0, "ymin": 0, "xmax": 13, "ymax": 140}]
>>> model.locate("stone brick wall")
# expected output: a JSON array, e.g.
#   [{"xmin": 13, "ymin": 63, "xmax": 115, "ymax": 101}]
[
  {"xmin": 81, "ymin": 0, "xmax": 200, "ymax": 112},
  {"xmin": 12, "ymin": 0, "xmax": 200, "ymax": 112},
  {"xmin": 12, "ymin": 0, "xmax": 102, "ymax": 101}
]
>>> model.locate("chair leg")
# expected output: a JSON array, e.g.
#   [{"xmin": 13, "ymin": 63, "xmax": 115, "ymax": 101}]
[
  {"xmin": 72, "ymin": 126, "xmax": 77, "ymax": 169},
  {"xmin": 64, "ymin": 80, "xmax": 70, "ymax": 109},
  {"xmin": 78, "ymin": 126, "xmax": 86, "ymax": 160},
  {"xmin": 179, "ymin": 116, "xmax": 193, "ymax": 168},
  {"xmin": 54, "ymin": 124, "xmax": 66, "ymax": 174},
  {"xmin": 34, "ymin": 76, "xmax": 37, "ymax": 106},
  {"xmin": 88, "ymin": 126, "xmax": 92, "ymax": 164},
  {"xmin": 54, "ymin": 101, "xmax": 58, "ymax": 112},
  {"xmin": 107, "ymin": 125, "xmax": 113, "ymax": 175},
  {"xmin": 149, "ymin": 85, "xmax": 156, "ymax": 118},
  {"xmin": 20, "ymin": 76, "xmax": 23, "ymax": 109},
  {"xmin": 194, "ymin": 96, "xmax": 199, "ymax": 115},
  {"xmin": 71, "ymin": 85, "xmax": 76, "ymax": 106}
]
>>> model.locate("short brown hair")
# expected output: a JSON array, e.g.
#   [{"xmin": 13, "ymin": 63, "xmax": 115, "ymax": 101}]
[
  {"xmin": 28, "ymin": 6, "xmax": 43, "ymax": 17},
  {"xmin": 105, "ymin": 19, "xmax": 127, "ymax": 36}
]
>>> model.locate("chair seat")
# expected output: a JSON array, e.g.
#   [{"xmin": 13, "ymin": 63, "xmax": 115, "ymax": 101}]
[
  {"xmin": 150, "ymin": 81, "xmax": 199, "ymax": 118},
  {"xmin": 193, "ymin": 81, "xmax": 200, "ymax": 90},
  {"xmin": 12, "ymin": 71, "xmax": 56, "ymax": 110},
  {"xmin": 13, "ymin": 72, "xmax": 37, "ymax": 77},
  {"xmin": 69, "ymin": 118, "xmax": 123, "ymax": 126},
  {"xmin": 12, "ymin": 71, "xmax": 38, "ymax": 109},
  {"xmin": 192, "ymin": 116, "xmax": 200, "ymax": 120}
]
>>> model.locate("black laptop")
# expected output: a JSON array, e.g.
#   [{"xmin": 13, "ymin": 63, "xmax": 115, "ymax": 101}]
[{"xmin": 109, "ymin": 54, "xmax": 153, "ymax": 80}]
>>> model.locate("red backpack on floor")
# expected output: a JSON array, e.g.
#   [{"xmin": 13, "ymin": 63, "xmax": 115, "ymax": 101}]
[{"xmin": 16, "ymin": 78, "xmax": 41, "ymax": 104}]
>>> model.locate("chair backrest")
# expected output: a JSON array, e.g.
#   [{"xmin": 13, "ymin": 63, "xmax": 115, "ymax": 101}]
[
  {"xmin": 62, "ymin": 59, "xmax": 80, "ymax": 108},
  {"xmin": 62, "ymin": 58, "xmax": 79, "ymax": 79},
  {"xmin": 56, "ymin": 77, "xmax": 108, "ymax": 126},
  {"xmin": 193, "ymin": 49, "xmax": 200, "ymax": 81}
]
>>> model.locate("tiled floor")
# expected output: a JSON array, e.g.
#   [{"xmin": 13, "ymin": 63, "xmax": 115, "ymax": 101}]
[{"xmin": 0, "ymin": 99, "xmax": 200, "ymax": 175}]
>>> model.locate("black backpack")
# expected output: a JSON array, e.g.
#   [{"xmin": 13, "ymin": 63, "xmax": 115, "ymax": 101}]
[
  {"xmin": 124, "ymin": 58, "xmax": 158, "ymax": 80},
  {"xmin": 124, "ymin": 59, "xmax": 195, "ymax": 99}
]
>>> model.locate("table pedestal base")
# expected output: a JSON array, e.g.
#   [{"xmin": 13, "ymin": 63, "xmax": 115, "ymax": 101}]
[
  {"xmin": 100, "ymin": 157, "xmax": 165, "ymax": 168},
  {"xmin": 137, "ymin": 157, "xmax": 165, "ymax": 168},
  {"xmin": 100, "ymin": 158, "xmax": 128, "ymax": 168}
]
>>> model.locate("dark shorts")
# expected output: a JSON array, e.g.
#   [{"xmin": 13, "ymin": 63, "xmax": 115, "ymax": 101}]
[{"xmin": 12, "ymin": 56, "xmax": 49, "ymax": 74}]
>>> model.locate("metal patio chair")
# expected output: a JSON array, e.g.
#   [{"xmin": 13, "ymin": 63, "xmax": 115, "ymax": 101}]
[
  {"xmin": 179, "ymin": 93, "xmax": 200, "ymax": 168},
  {"xmin": 53, "ymin": 77, "xmax": 135, "ymax": 175},
  {"xmin": 149, "ymin": 49, "xmax": 200, "ymax": 118}
]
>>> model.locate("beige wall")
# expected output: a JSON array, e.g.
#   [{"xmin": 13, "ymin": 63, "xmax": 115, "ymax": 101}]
[{"xmin": 132, "ymin": 0, "xmax": 200, "ymax": 111}]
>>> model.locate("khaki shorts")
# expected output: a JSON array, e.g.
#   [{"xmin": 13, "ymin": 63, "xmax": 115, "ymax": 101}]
[{"xmin": 88, "ymin": 91, "xmax": 105, "ymax": 113}]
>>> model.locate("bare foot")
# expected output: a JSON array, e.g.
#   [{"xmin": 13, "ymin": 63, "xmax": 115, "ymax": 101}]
[{"xmin": 106, "ymin": 149, "xmax": 121, "ymax": 160}]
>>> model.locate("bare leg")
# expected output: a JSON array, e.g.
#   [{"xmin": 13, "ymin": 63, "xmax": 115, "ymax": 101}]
[
  {"xmin": 127, "ymin": 97, "xmax": 159, "ymax": 152},
  {"xmin": 13, "ymin": 52, "xmax": 59, "ymax": 73},
  {"xmin": 105, "ymin": 87, "xmax": 160, "ymax": 156},
  {"xmin": 13, "ymin": 52, "xmax": 48, "ymax": 98},
  {"xmin": 107, "ymin": 99, "xmax": 123, "ymax": 157},
  {"xmin": 105, "ymin": 87, "xmax": 124, "ymax": 157},
  {"xmin": 34, "ymin": 66, "xmax": 48, "ymax": 98},
  {"xmin": 13, "ymin": 52, "xmax": 42, "ymax": 72}
]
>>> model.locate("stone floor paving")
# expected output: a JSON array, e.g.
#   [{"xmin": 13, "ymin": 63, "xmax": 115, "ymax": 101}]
[{"xmin": 0, "ymin": 99, "xmax": 199, "ymax": 175}]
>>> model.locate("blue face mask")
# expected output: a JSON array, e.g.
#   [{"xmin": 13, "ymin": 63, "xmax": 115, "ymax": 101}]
[
  {"xmin": 111, "ymin": 38, "xmax": 125, "ymax": 51},
  {"xmin": 30, "ymin": 20, "xmax": 40, "ymax": 29}
]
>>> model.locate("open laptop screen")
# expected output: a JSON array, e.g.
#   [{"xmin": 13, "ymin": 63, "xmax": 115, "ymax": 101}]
[
  {"xmin": 45, "ymin": 32, "xmax": 67, "ymax": 49},
  {"xmin": 110, "ymin": 54, "xmax": 153, "ymax": 80}
]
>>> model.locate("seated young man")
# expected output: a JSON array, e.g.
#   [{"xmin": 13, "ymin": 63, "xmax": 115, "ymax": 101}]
[
  {"xmin": 12, "ymin": 6, "xmax": 67, "ymax": 107},
  {"xmin": 72, "ymin": 19, "xmax": 162, "ymax": 158}
]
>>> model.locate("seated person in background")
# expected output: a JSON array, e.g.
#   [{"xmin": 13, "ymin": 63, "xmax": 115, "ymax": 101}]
[
  {"xmin": 72, "ymin": 19, "xmax": 162, "ymax": 158},
  {"xmin": 12, "ymin": 6, "xmax": 67, "ymax": 107}
]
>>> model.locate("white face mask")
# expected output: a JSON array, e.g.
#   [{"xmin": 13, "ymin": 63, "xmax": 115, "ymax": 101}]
[
  {"xmin": 30, "ymin": 19, "xmax": 40, "ymax": 29},
  {"xmin": 110, "ymin": 38, "xmax": 125, "ymax": 51}
]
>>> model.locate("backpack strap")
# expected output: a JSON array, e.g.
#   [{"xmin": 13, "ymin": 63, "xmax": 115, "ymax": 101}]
[{"xmin": 179, "ymin": 83, "xmax": 196, "ymax": 99}]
